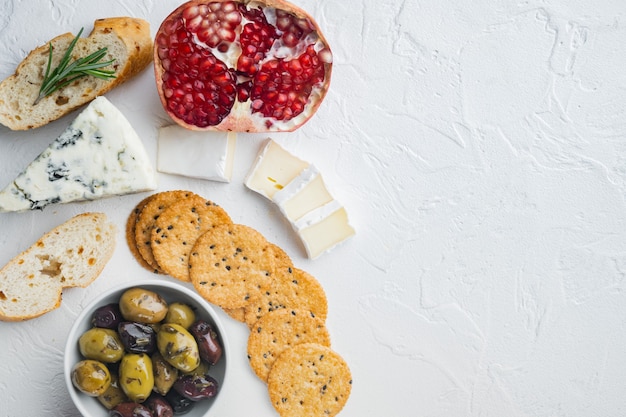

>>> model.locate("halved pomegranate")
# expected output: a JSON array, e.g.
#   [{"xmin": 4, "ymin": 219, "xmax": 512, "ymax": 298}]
[{"xmin": 154, "ymin": 0, "xmax": 333, "ymax": 132}]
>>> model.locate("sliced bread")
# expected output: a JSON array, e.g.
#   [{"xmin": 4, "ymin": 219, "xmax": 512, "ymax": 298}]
[
  {"xmin": 0, "ymin": 212, "xmax": 116, "ymax": 321},
  {"xmin": 0, "ymin": 17, "xmax": 153, "ymax": 130}
]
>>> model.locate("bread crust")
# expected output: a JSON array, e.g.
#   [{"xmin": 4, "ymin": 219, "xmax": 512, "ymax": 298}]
[
  {"xmin": 0, "ymin": 17, "xmax": 153, "ymax": 130},
  {"xmin": 93, "ymin": 17, "xmax": 154, "ymax": 91}
]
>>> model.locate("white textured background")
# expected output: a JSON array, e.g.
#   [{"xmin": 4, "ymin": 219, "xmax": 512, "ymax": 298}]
[{"xmin": 0, "ymin": 0, "xmax": 625, "ymax": 416}]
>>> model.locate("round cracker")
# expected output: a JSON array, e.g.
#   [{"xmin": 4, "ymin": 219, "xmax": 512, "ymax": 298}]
[
  {"xmin": 267, "ymin": 243, "xmax": 293, "ymax": 269},
  {"xmin": 134, "ymin": 190, "xmax": 196, "ymax": 272},
  {"xmin": 151, "ymin": 195, "xmax": 232, "ymax": 281},
  {"xmin": 243, "ymin": 266, "xmax": 328, "ymax": 328},
  {"xmin": 125, "ymin": 194, "xmax": 158, "ymax": 272},
  {"xmin": 267, "ymin": 343, "xmax": 352, "ymax": 417},
  {"xmin": 247, "ymin": 309, "xmax": 330, "ymax": 382},
  {"xmin": 222, "ymin": 307, "xmax": 246, "ymax": 323},
  {"xmin": 190, "ymin": 223, "xmax": 274, "ymax": 309}
]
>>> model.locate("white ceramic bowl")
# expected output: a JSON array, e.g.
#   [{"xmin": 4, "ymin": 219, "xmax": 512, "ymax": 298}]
[{"xmin": 64, "ymin": 279, "xmax": 229, "ymax": 417}]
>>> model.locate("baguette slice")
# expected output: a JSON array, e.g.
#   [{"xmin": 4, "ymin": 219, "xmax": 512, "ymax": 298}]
[
  {"xmin": 0, "ymin": 212, "xmax": 116, "ymax": 321},
  {"xmin": 0, "ymin": 17, "xmax": 153, "ymax": 130}
]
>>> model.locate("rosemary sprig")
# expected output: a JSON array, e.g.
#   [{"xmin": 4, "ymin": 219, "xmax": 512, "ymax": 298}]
[{"xmin": 34, "ymin": 28, "xmax": 117, "ymax": 105}]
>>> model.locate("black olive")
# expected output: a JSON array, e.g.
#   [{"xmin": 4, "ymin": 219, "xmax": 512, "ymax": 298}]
[
  {"xmin": 173, "ymin": 374, "xmax": 218, "ymax": 401},
  {"xmin": 118, "ymin": 322, "xmax": 157, "ymax": 354},
  {"xmin": 146, "ymin": 395, "xmax": 175, "ymax": 417},
  {"xmin": 109, "ymin": 402, "xmax": 152, "ymax": 417},
  {"xmin": 164, "ymin": 389, "xmax": 195, "ymax": 414},
  {"xmin": 92, "ymin": 303, "xmax": 123, "ymax": 329},
  {"xmin": 189, "ymin": 320, "xmax": 223, "ymax": 365}
]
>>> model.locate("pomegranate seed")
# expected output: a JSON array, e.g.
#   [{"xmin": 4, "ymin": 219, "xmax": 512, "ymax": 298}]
[
  {"xmin": 237, "ymin": 81, "xmax": 253, "ymax": 101},
  {"xmin": 275, "ymin": 11, "xmax": 291, "ymax": 30},
  {"xmin": 225, "ymin": 10, "xmax": 241, "ymax": 24},
  {"xmin": 182, "ymin": 5, "xmax": 199, "ymax": 20},
  {"xmin": 208, "ymin": 2, "xmax": 222, "ymax": 12},
  {"xmin": 318, "ymin": 48, "xmax": 333, "ymax": 64},
  {"xmin": 283, "ymin": 32, "xmax": 298, "ymax": 47},
  {"xmin": 251, "ymin": 99, "xmax": 263, "ymax": 110}
]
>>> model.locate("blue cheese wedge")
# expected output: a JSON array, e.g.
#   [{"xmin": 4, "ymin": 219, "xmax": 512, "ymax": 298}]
[
  {"xmin": 157, "ymin": 125, "xmax": 236, "ymax": 182},
  {"xmin": 0, "ymin": 96, "xmax": 157, "ymax": 212},
  {"xmin": 245, "ymin": 139, "xmax": 355, "ymax": 259}
]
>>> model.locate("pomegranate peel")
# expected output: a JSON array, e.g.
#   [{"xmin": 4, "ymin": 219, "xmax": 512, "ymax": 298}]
[{"xmin": 154, "ymin": 0, "xmax": 333, "ymax": 132}]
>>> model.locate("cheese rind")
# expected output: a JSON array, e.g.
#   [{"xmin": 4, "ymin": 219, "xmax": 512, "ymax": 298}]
[
  {"xmin": 0, "ymin": 96, "xmax": 157, "ymax": 212},
  {"xmin": 272, "ymin": 164, "xmax": 320, "ymax": 207},
  {"xmin": 245, "ymin": 138, "xmax": 355, "ymax": 259},
  {"xmin": 157, "ymin": 126, "xmax": 236, "ymax": 182}
]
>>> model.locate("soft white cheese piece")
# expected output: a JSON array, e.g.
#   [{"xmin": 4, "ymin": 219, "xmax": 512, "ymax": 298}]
[
  {"xmin": 157, "ymin": 125, "xmax": 236, "ymax": 182},
  {"xmin": 245, "ymin": 138, "xmax": 355, "ymax": 259},
  {"xmin": 0, "ymin": 96, "xmax": 157, "ymax": 212},
  {"xmin": 298, "ymin": 206, "xmax": 356, "ymax": 259},
  {"xmin": 244, "ymin": 139, "xmax": 309, "ymax": 200}
]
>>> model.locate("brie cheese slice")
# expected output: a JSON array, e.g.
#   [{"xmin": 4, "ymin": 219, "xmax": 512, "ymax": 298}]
[
  {"xmin": 0, "ymin": 96, "xmax": 157, "ymax": 212},
  {"xmin": 244, "ymin": 139, "xmax": 309, "ymax": 200}
]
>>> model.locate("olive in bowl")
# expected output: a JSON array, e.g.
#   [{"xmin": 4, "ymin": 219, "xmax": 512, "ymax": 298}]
[{"xmin": 65, "ymin": 280, "xmax": 229, "ymax": 417}]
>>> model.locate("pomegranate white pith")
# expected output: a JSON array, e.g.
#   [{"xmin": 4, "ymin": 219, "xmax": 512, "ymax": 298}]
[{"xmin": 154, "ymin": 0, "xmax": 333, "ymax": 132}]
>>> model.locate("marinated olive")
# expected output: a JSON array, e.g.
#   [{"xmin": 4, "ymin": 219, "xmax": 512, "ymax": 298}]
[
  {"xmin": 118, "ymin": 322, "xmax": 157, "ymax": 354},
  {"xmin": 164, "ymin": 303, "xmax": 196, "ymax": 329},
  {"xmin": 71, "ymin": 359, "xmax": 111, "ymax": 397},
  {"xmin": 110, "ymin": 402, "xmax": 153, "ymax": 417},
  {"xmin": 189, "ymin": 320, "xmax": 223, "ymax": 365},
  {"xmin": 157, "ymin": 323, "xmax": 200, "ymax": 373},
  {"xmin": 164, "ymin": 389, "xmax": 195, "ymax": 414},
  {"xmin": 119, "ymin": 288, "xmax": 169, "ymax": 324},
  {"xmin": 119, "ymin": 353, "xmax": 154, "ymax": 403},
  {"xmin": 146, "ymin": 395, "xmax": 175, "ymax": 417},
  {"xmin": 98, "ymin": 373, "xmax": 128, "ymax": 410},
  {"xmin": 173, "ymin": 374, "xmax": 219, "ymax": 401},
  {"xmin": 152, "ymin": 352, "xmax": 179, "ymax": 396},
  {"xmin": 180, "ymin": 361, "xmax": 210, "ymax": 378},
  {"xmin": 92, "ymin": 303, "xmax": 123, "ymax": 329},
  {"xmin": 79, "ymin": 328, "xmax": 124, "ymax": 363}
]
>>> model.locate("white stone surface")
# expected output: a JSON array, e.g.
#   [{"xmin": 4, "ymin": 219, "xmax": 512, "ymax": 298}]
[{"xmin": 0, "ymin": 0, "xmax": 625, "ymax": 416}]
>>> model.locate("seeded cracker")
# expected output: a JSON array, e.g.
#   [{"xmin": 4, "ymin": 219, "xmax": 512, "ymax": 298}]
[
  {"xmin": 267, "ymin": 343, "xmax": 352, "ymax": 417},
  {"xmin": 190, "ymin": 223, "xmax": 274, "ymax": 309},
  {"xmin": 134, "ymin": 190, "xmax": 196, "ymax": 272},
  {"xmin": 126, "ymin": 194, "xmax": 157, "ymax": 272},
  {"xmin": 243, "ymin": 265, "xmax": 328, "ymax": 328},
  {"xmin": 267, "ymin": 243, "xmax": 293, "ymax": 269},
  {"xmin": 222, "ymin": 307, "xmax": 246, "ymax": 322},
  {"xmin": 223, "ymin": 244, "xmax": 293, "ymax": 324},
  {"xmin": 151, "ymin": 195, "xmax": 232, "ymax": 281},
  {"xmin": 247, "ymin": 309, "xmax": 331, "ymax": 382}
]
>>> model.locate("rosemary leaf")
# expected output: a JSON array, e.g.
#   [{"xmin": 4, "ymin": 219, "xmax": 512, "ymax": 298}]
[{"xmin": 34, "ymin": 27, "xmax": 117, "ymax": 105}]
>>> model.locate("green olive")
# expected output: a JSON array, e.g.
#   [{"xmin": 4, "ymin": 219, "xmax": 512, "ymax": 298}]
[
  {"xmin": 151, "ymin": 351, "xmax": 179, "ymax": 396},
  {"xmin": 164, "ymin": 302, "xmax": 196, "ymax": 329},
  {"xmin": 97, "ymin": 373, "xmax": 128, "ymax": 410},
  {"xmin": 119, "ymin": 353, "xmax": 154, "ymax": 403},
  {"xmin": 71, "ymin": 360, "xmax": 111, "ymax": 397},
  {"xmin": 119, "ymin": 287, "xmax": 168, "ymax": 324},
  {"xmin": 157, "ymin": 323, "xmax": 200, "ymax": 372},
  {"xmin": 181, "ymin": 360, "xmax": 211, "ymax": 377},
  {"xmin": 79, "ymin": 328, "xmax": 124, "ymax": 363}
]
